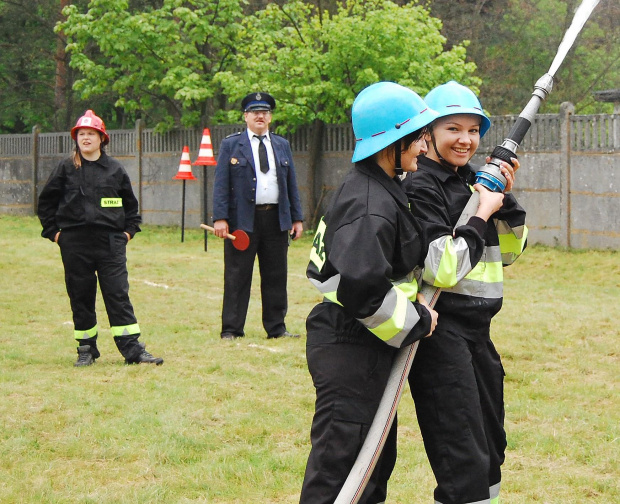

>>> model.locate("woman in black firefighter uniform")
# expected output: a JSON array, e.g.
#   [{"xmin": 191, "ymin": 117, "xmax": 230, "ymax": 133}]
[
  {"xmin": 38, "ymin": 110, "xmax": 163, "ymax": 367},
  {"xmin": 402, "ymin": 82, "xmax": 528, "ymax": 504},
  {"xmin": 299, "ymin": 82, "xmax": 439, "ymax": 504}
]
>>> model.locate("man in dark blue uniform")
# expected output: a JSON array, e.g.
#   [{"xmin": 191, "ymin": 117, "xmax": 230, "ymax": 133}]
[{"xmin": 212, "ymin": 92, "xmax": 304, "ymax": 340}]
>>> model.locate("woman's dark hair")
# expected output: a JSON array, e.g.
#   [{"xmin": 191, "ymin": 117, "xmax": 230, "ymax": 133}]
[
  {"xmin": 72, "ymin": 133, "xmax": 107, "ymax": 169},
  {"xmin": 382, "ymin": 127, "xmax": 427, "ymax": 164}
]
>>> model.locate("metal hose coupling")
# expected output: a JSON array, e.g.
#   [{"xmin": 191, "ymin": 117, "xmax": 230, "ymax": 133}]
[{"xmin": 475, "ymin": 73, "xmax": 555, "ymax": 193}]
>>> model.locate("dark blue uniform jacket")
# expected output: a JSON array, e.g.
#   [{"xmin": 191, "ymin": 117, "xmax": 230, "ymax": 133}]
[{"xmin": 212, "ymin": 131, "xmax": 304, "ymax": 232}]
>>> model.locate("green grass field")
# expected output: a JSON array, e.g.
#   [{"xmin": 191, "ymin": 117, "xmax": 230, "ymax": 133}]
[{"xmin": 0, "ymin": 215, "xmax": 618, "ymax": 503}]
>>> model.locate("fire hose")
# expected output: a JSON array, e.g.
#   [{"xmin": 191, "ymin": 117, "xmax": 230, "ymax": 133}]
[{"xmin": 334, "ymin": 1, "xmax": 601, "ymax": 502}]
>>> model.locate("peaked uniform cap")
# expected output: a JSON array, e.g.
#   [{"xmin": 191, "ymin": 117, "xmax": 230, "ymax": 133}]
[{"xmin": 241, "ymin": 92, "xmax": 276, "ymax": 112}]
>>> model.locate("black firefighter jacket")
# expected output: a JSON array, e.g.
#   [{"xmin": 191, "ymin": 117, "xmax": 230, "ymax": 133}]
[
  {"xmin": 38, "ymin": 152, "xmax": 142, "ymax": 241},
  {"xmin": 307, "ymin": 160, "xmax": 433, "ymax": 348},
  {"xmin": 403, "ymin": 156, "xmax": 528, "ymax": 341}
]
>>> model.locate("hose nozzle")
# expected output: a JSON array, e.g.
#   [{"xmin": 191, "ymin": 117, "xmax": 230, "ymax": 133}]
[
  {"xmin": 533, "ymin": 73, "xmax": 554, "ymax": 99},
  {"xmin": 474, "ymin": 73, "xmax": 556, "ymax": 193}
]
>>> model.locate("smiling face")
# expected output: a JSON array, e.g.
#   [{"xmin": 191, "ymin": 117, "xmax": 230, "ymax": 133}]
[
  {"xmin": 426, "ymin": 114, "xmax": 481, "ymax": 169},
  {"xmin": 244, "ymin": 110, "xmax": 272, "ymax": 135},
  {"xmin": 76, "ymin": 128, "xmax": 103, "ymax": 160},
  {"xmin": 400, "ymin": 136, "xmax": 428, "ymax": 173}
]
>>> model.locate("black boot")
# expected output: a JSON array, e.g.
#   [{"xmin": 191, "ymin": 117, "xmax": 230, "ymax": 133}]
[
  {"xmin": 115, "ymin": 336, "xmax": 163, "ymax": 365},
  {"xmin": 77, "ymin": 337, "xmax": 101, "ymax": 360},
  {"xmin": 74, "ymin": 345, "xmax": 95, "ymax": 367},
  {"xmin": 128, "ymin": 342, "xmax": 164, "ymax": 365}
]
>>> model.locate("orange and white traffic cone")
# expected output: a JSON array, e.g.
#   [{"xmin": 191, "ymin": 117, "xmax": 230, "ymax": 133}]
[
  {"xmin": 173, "ymin": 146, "xmax": 197, "ymax": 180},
  {"xmin": 194, "ymin": 128, "xmax": 217, "ymax": 166}
]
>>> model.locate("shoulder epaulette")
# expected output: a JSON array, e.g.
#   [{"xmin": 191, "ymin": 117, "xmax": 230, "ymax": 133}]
[{"xmin": 225, "ymin": 131, "xmax": 242, "ymax": 139}]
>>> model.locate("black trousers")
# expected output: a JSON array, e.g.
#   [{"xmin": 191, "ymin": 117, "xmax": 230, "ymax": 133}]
[
  {"xmin": 300, "ymin": 313, "xmax": 398, "ymax": 504},
  {"xmin": 409, "ymin": 328, "xmax": 506, "ymax": 504},
  {"xmin": 221, "ymin": 207, "xmax": 289, "ymax": 338},
  {"xmin": 58, "ymin": 227, "xmax": 138, "ymax": 336}
]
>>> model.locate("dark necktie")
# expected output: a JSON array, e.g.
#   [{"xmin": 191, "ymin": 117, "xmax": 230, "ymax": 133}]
[{"xmin": 256, "ymin": 135, "xmax": 269, "ymax": 173}]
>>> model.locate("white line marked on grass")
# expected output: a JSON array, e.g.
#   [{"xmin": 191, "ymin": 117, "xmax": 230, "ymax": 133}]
[
  {"xmin": 247, "ymin": 343, "xmax": 281, "ymax": 353},
  {"xmin": 142, "ymin": 280, "xmax": 170, "ymax": 289}
]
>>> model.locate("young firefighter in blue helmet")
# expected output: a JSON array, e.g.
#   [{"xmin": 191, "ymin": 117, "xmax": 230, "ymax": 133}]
[
  {"xmin": 300, "ymin": 82, "xmax": 439, "ymax": 504},
  {"xmin": 38, "ymin": 110, "xmax": 163, "ymax": 367},
  {"xmin": 402, "ymin": 81, "xmax": 528, "ymax": 504}
]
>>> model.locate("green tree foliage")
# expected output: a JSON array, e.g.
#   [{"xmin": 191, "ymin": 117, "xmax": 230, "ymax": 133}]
[
  {"xmin": 467, "ymin": 0, "xmax": 619, "ymax": 114},
  {"xmin": 215, "ymin": 0, "xmax": 479, "ymax": 130},
  {"xmin": 3, "ymin": 0, "xmax": 615, "ymax": 134},
  {"xmin": 0, "ymin": 0, "xmax": 65, "ymax": 133},
  {"xmin": 59, "ymin": 0, "xmax": 476, "ymax": 131},
  {"xmin": 59, "ymin": 0, "xmax": 246, "ymax": 131}
]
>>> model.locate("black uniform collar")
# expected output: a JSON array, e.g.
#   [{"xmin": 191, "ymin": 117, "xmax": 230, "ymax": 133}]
[
  {"xmin": 417, "ymin": 155, "xmax": 476, "ymax": 185},
  {"xmin": 81, "ymin": 151, "xmax": 112, "ymax": 168},
  {"xmin": 356, "ymin": 159, "xmax": 408, "ymax": 205}
]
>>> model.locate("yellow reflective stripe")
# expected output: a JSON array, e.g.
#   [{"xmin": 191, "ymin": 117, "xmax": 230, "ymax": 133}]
[
  {"xmin": 394, "ymin": 278, "xmax": 419, "ymax": 302},
  {"xmin": 323, "ymin": 291, "xmax": 342, "ymax": 306},
  {"xmin": 74, "ymin": 325, "xmax": 98, "ymax": 340},
  {"xmin": 111, "ymin": 324, "xmax": 140, "ymax": 337},
  {"xmin": 366, "ymin": 288, "xmax": 408, "ymax": 342},
  {"xmin": 498, "ymin": 228, "xmax": 527, "ymax": 255},
  {"xmin": 433, "ymin": 237, "xmax": 458, "ymax": 288},
  {"xmin": 101, "ymin": 197, "xmax": 122, "ymax": 207},
  {"xmin": 465, "ymin": 260, "xmax": 503, "ymax": 284}
]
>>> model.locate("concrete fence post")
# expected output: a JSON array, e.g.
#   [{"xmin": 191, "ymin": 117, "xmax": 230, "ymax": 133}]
[
  {"xmin": 135, "ymin": 119, "xmax": 143, "ymax": 209},
  {"xmin": 32, "ymin": 125, "xmax": 40, "ymax": 215},
  {"xmin": 559, "ymin": 102, "xmax": 575, "ymax": 248}
]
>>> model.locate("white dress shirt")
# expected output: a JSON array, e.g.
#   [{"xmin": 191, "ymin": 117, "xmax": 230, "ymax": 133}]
[{"xmin": 247, "ymin": 129, "xmax": 279, "ymax": 205}]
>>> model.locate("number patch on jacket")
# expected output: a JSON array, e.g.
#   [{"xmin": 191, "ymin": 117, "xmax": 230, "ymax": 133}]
[{"xmin": 309, "ymin": 217, "xmax": 327, "ymax": 271}]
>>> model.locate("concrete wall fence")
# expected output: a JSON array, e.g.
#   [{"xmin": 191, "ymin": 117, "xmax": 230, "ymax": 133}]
[{"xmin": 1, "ymin": 103, "xmax": 619, "ymax": 249}]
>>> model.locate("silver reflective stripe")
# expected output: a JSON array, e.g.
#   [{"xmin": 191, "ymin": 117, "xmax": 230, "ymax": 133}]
[
  {"xmin": 496, "ymin": 220, "xmax": 528, "ymax": 265},
  {"xmin": 433, "ymin": 245, "xmax": 503, "ymax": 299},
  {"xmin": 309, "ymin": 273, "xmax": 422, "ymax": 346},
  {"xmin": 497, "ymin": 220, "xmax": 526, "ymax": 240},
  {"xmin": 484, "ymin": 245, "xmax": 502, "ymax": 262},
  {"xmin": 309, "ymin": 274, "xmax": 341, "ymax": 296},
  {"xmin": 359, "ymin": 287, "xmax": 397, "ymax": 328},
  {"xmin": 442, "ymin": 277, "xmax": 503, "ymax": 298},
  {"xmin": 423, "ymin": 234, "xmax": 473, "ymax": 288},
  {"xmin": 392, "ymin": 268, "xmax": 420, "ymax": 288},
  {"xmin": 358, "ymin": 287, "xmax": 421, "ymax": 347},
  {"xmin": 490, "ymin": 482, "xmax": 501, "ymax": 503}
]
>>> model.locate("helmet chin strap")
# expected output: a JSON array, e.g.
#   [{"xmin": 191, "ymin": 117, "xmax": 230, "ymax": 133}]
[
  {"xmin": 394, "ymin": 140, "xmax": 403, "ymax": 176},
  {"xmin": 429, "ymin": 129, "xmax": 468, "ymax": 171}
]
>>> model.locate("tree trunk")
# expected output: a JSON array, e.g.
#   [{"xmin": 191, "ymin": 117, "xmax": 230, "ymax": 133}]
[
  {"xmin": 55, "ymin": 0, "xmax": 70, "ymax": 129},
  {"xmin": 307, "ymin": 117, "xmax": 325, "ymax": 230}
]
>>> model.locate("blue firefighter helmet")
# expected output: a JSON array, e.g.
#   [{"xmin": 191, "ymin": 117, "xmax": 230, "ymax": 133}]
[
  {"xmin": 424, "ymin": 81, "xmax": 491, "ymax": 138},
  {"xmin": 351, "ymin": 82, "xmax": 439, "ymax": 163}
]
